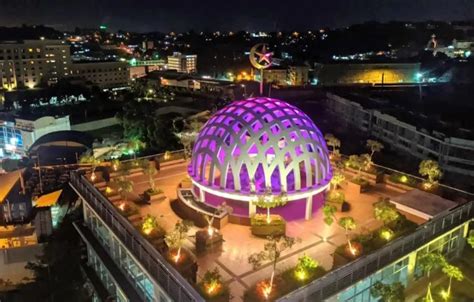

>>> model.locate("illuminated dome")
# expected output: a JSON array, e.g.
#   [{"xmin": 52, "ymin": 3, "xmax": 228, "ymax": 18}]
[{"xmin": 189, "ymin": 97, "xmax": 332, "ymax": 220}]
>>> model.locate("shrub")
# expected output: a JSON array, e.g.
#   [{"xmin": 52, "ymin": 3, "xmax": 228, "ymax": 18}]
[
  {"xmin": 351, "ymin": 177, "xmax": 370, "ymax": 186},
  {"xmin": 326, "ymin": 190, "xmax": 345, "ymax": 204},
  {"xmin": 294, "ymin": 254, "xmax": 319, "ymax": 281},
  {"xmin": 198, "ymin": 268, "xmax": 229, "ymax": 300},
  {"xmin": 251, "ymin": 214, "xmax": 285, "ymax": 226}
]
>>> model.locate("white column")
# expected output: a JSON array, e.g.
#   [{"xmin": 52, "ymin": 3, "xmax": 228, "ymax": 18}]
[
  {"xmin": 305, "ymin": 196, "xmax": 312, "ymax": 220},
  {"xmin": 199, "ymin": 187, "xmax": 206, "ymax": 202},
  {"xmin": 249, "ymin": 202, "xmax": 256, "ymax": 216}
]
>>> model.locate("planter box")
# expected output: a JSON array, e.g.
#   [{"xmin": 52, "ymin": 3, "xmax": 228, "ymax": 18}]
[
  {"xmin": 251, "ymin": 221, "xmax": 286, "ymax": 237},
  {"xmin": 168, "ymin": 250, "xmax": 198, "ymax": 283},
  {"xmin": 345, "ymin": 167, "xmax": 383, "ymax": 185},
  {"xmin": 384, "ymin": 178, "xmax": 413, "ymax": 193},
  {"xmin": 327, "ymin": 200, "xmax": 349, "ymax": 212},
  {"xmin": 143, "ymin": 190, "xmax": 166, "ymax": 202},
  {"xmin": 195, "ymin": 229, "xmax": 223, "ymax": 253},
  {"xmin": 347, "ymin": 180, "xmax": 370, "ymax": 195}
]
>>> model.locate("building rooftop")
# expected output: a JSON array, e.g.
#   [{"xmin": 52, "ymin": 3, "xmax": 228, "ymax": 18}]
[
  {"xmin": 329, "ymin": 84, "xmax": 474, "ymax": 140},
  {"xmin": 391, "ymin": 188, "xmax": 458, "ymax": 218},
  {"xmin": 78, "ymin": 153, "xmax": 463, "ymax": 301}
]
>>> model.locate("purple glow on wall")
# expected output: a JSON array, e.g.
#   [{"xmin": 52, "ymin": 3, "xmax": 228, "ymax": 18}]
[{"xmin": 190, "ymin": 97, "xmax": 332, "ymax": 195}]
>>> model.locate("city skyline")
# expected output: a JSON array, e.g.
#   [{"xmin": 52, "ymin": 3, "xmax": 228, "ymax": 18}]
[{"xmin": 0, "ymin": 0, "xmax": 473, "ymax": 32}]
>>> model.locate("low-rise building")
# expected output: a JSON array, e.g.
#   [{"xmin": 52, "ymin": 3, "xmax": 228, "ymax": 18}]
[
  {"xmin": 71, "ymin": 61, "xmax": 129, "ymax": 88},
  {"xmin": 316, "ymin": 62, "xmax": 421, "ymax": 85},
  {"xmin": 262, "ymin": 68, "xmax": 287, "ymax": 85},
  {"xmin": 325, "ymin": 92, "xmax": 474, "ymax": 176},
  {"xmin": 0, "ymin": 115, "xmax": 70, "ymax": 158}
]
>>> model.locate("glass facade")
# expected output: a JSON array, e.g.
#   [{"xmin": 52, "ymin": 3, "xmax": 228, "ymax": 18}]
[
  {"xmin": 0, "ymin": 122, "xmax": 24, "ymax": 159},
  {"xmin": 338, "ymin": 257, "xmax": 409, "ymax": 302},
  {"xmin": 88, "ymin": 247, "xmax": 128, "ymax": 302},
  {"xmin": 337, "ymin": 225, "xmax": 466, "ymax": 302},
  {"xmin": 84, "ymin": 203, "xmax": 171, "ymax": 302}
]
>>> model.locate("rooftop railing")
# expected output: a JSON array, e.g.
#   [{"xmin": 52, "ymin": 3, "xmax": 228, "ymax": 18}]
[
  {"xmin": 70, "ymin": 171, "xmax": 204, "ymax": 302},
  {"xmin": 277, "ymin": 200, "xmax": 474, "ymax": 301}
]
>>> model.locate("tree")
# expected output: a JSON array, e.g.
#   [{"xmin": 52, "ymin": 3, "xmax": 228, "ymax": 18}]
[
  {"xmin": 468, "ymin": 233, "xmax": 474, "ymax": 249},
  {"xmin": 127, "ymin": 137, "xmax": 146, "ymax": 159},
  {"xmin": 373, "ymin": 198, "xmax": 399, "ymax": 226},
  {"xmin": 251, "ymin": 188, "xmax": 288, "ymax": 223},
  {"xmin": 142, "ymin": 214, "xmax": 159, "ymax": 235},
  {"xmin": 418, "ymin": 252, "xmax": 446, "ymax": 278},
  {"xmin": 338, "ymin": 217, "xmax": 357, "ymax": 254},
  {"xmin": 330, "ymin": 171, "xmax": 345, "ymax": 190},
  {"xmin": 248, "ymin": 236, "xmax": 297, "ymax": 297},
  {"xmin": 141, "ymin": 160, "xmax": 157, "ymax": 192},
  {"xmin": 370, "ymin": 281, "xmax": 405, "ymax": 302},
  {"xmin": 165, "ymin": 220, "xmax": 193, "ymax": 263},
  {"xmin": 174, "ymin": 116, "xmax": 206, "ymax": 158},
  {"xmin": 419, "ymin": 160, "xmax": 442, "ymax": 185},
  {"xmin": 442, "ymin": 264, "xmax": 463, "ymax": 297},
  {"xmin": 366, "ymin": 139, "xmax": 384, "ymax": 164},
  {"xmin": 346, "ymin": 154, "xmax": 370, "ymax": 179},
  {"xmin": 113, "ymin": 177, "xmax": 134, "ymax": 202},
  {"xmin": 323, "ymin": 204, "xmax": 337, "ymax": 226},
  {"xmin": 79, "ymin": 154, "xmax": 101, "ymax": 180},
  {"xmin": 14, "ymin": 209, "xmax": 90, "ymax": 301},
  {"xmin": 324, "ymin": 133, "xmax": 341, "ymax": 156}
]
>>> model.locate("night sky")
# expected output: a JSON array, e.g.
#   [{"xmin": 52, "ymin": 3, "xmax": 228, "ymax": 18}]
[{"xmin": 0, "ymin": 0, "xmax": 473, "ymax": 32}]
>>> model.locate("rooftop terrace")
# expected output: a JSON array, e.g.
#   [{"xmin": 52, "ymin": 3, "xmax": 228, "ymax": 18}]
[{"xmin": 71, "ymin": 150, "xmax": 474, "ymax": 301}]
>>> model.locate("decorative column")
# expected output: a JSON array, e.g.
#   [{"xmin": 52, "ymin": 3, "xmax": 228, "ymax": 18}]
[
  {"xmin": 199, "ymin": 187, "xmax": 206, "ymax": 202},
  {"xmin": 249, "ymin": 201, "xmax": 256, "ymax": 216},
  {"xmin": 305, "ymin": 196, "xmax": 313, "ymax": 220}
]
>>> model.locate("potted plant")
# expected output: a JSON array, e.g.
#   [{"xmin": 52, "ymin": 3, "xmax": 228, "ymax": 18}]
[
  {"xmin": 250, "ymin": 214, "xmax": 286, "ymax": 237},
  {"xmin": 345, "ymin": 154, "xmax": 371, "ymax": 194}
]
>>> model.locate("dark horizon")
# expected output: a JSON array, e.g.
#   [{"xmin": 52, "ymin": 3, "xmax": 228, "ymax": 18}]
[{"xmin": 0, "ymin": 0, "xmax": 474, "ymax": 33}]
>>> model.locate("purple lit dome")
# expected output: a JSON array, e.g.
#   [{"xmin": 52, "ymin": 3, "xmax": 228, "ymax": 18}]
[{"xmin": 189, "ymin": 97, "xmax": 332, "ymax": 196}]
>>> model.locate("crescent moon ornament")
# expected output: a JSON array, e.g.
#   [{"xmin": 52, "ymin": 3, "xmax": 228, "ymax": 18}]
[{"xmin": 249, "ymin": 43, "xmax": 273, "ymax": 69}]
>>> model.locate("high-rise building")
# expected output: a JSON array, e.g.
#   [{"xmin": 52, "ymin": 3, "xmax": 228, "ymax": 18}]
[
  {"xmin": 167, "ymin": 52, "xmax": 197, "ymax": 73},
  {"xmin": 0, "ymin": 40, "xmax": 72, "ymax": 89}
]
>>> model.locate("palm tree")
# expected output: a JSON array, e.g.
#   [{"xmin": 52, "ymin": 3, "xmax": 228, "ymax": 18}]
[
  {"xmin": 338, "ymin": 217, "xmax": 357, "ymax": 255},
  {"xmin": 442, "ymin": 264, "xmax": 463, "ymax": 297},
  {"xmin": 418, "ymin": 252, "xmax": 446, "ymax": 300},
  {"xmin": 248, "ymin": 236, "xmax": 297, "ymax": 299}
]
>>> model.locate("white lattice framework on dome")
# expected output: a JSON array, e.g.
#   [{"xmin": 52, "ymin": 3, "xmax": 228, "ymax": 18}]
[{"xmin": 189, "ymin": 97, "xmax": 332, "ymax": 196}]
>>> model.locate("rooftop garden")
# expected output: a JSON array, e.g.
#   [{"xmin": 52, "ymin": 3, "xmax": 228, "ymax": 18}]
[{"xmin": 77, "ymin": 132, "xmax": 470, "ymax": 302}]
